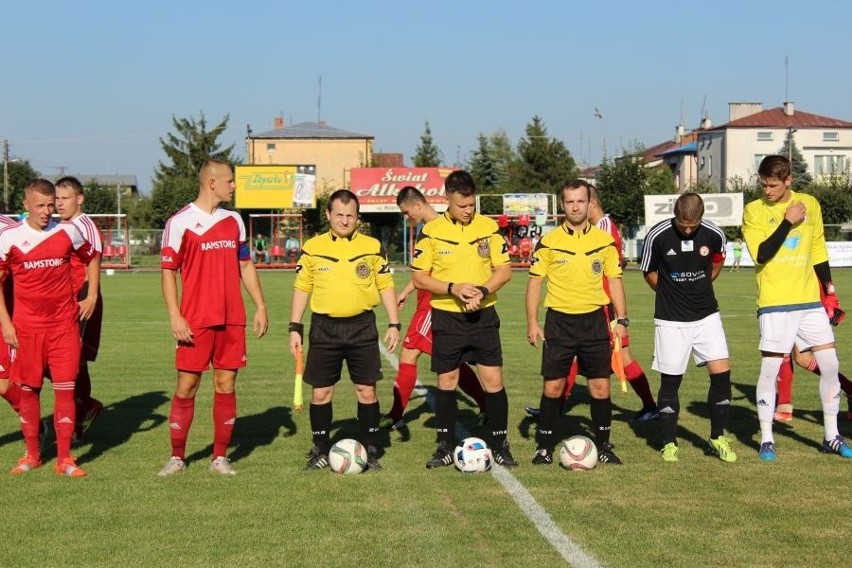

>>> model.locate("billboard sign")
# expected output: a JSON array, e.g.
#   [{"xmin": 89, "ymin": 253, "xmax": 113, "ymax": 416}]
[
  {"xmin": 235, "ymin": 165, "xmax": 316, "ymax": 209},
  {"xmin": 349, "ymin": 167, "xmax": 456, "ymax": 213},
  {"xmin": 644, "ymin": 193, "xmax": 744, "ymax": 227},
  {"xmin": 503, "ymin": 193, "xmax": 551, "ymax": 216}
]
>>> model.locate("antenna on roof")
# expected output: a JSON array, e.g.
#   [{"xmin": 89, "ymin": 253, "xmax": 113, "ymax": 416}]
[
  {"xmin": 699, "ymin": 94, "xmax": 708, "ymax": 126},
  {"xmin": 317, "ymin": 75, "xmax": 322, "ymax": 123}
]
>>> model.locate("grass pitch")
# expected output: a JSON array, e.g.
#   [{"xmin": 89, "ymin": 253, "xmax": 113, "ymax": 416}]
[{"xmin": 0, "ymin": 268, "xmax": 850, "ymax": 567}]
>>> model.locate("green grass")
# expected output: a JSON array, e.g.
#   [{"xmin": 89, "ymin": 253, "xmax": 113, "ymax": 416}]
[{"xmin": 1, "ymin": 268, "xmax": 850, "ymax": 567}]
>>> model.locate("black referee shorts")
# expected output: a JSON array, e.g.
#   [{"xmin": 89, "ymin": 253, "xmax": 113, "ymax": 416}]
[
  {"xmin": 304, "ymin": 311, "xmax": 382, "ymax": 387},
  {"xmin": 541, "ymin": 308, "xmax": 611, "ymax": 379},
  {"xmin": 431, "ymin": 306, "xmax": 502, "ymax": 374}
]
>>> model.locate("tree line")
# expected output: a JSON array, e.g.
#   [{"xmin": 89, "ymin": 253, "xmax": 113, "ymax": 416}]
[{"xmin": 5, "ymin": 112, "xmax": 851, "ymax": 236}]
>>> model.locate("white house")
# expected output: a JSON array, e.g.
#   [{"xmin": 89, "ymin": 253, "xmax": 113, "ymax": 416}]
[{"xmin": 697, "ymin": 102, "xmax": 852, "ymax": 191}]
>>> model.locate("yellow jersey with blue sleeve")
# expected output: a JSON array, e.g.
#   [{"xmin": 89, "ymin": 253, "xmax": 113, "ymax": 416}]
[
  {"xmin": 294, "ymin": 231, "xmax": 394, "ymax": 317},
  {"xmin": 529, "ymin": 222, "xmax": 621, "ymax": 314},
  {"xmin": 742, "ymin": 190, "xmax": 827, "ymax": 313},
  {"xmin": 411, "ymin": 212, "xmax": 510, "ymax": 313}
]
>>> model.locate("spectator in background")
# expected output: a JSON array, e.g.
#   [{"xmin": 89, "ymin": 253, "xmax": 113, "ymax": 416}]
[
  {"xmin": 251, "ymin": 233, "xmax": 270, "ymax": 264},
  {"xmin": 284, "ymin": 234, "xmax": 300, "ymax": 260}
]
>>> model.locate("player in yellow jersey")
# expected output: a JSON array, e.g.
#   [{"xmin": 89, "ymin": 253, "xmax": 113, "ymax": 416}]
[
  {"xmin": 290, "ymin": 190, "xmax": 400, "ymax": 471},
  {"xmin": 412, "ymin": 170, "xmax": 516, "ymax": 468},
  {"xmin": 742, "ymin": 155, "xmax": 851, "ymax": 460},
  {"xmin": 526, "ymin": 180, "xmax": 627, "ymax": 465}
]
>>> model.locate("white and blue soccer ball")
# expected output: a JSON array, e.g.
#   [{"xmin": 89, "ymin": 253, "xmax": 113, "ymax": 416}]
[
  {"xmin": 454, "ymin": 437, "xmax": 492, "ymax": 473},
  {"xmin": 329, "ymin": 438, "xmax": 368, "ymax": 474},
  {"xmin": 559, "ymin": 435, "xmax": 598, "ymax": 471}
]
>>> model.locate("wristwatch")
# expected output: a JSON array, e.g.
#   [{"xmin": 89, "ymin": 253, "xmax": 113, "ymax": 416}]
[
  {"xmin": 616, "ymin": 318, "xmax": 630, "ymax": 327},
  {"xmin": 388, "ymin": 323, "xmax": 402, "ymax": 330}
]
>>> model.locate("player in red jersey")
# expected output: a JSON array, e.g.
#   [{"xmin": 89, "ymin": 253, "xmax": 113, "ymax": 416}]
[
  {"xmin": 55, "ymin": 176, "xmax": 104, "ymax": 441},
  {"xmin": 526, "ymin": 185, "xmax": 659, "ymax": 421},
  {"xmin": 0, "ymin": 213, "xmax": 21, "ymax": 417},
  {"xmin": 0, "ymin": 178, "xmax": 99, "ymax": 477},
  {"xmin": 379, "ymin": 187, "xmax": 487, "ymax": 430},
  {"xmin": 158, "ymin": 159, "xmax": 268, "ymax": 476}
]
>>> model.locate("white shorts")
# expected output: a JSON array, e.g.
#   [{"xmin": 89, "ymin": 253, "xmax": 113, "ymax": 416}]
[
  {"xmin": 758, "ymin": 308, "xmax": 834, "ymax": 353},
  {"xmin": 652, "ymin": 312, "xmax": 729, "ymax": 375}
]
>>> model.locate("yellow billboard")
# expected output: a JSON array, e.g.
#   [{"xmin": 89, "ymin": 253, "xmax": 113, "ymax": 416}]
[{"xmin": 235, "ymin": 165, "xmax": 316, "ymax": 209}]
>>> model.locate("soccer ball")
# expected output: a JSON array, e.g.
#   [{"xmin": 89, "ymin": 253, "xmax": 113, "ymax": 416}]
[
  {"xmin": 454, "ymin": 437, "xmax": 493, "ymax": 473},
  {"xmin": 559, "ymin": 435, "xmax": 598, "ymax": 471},
  {"xmin": 329, "ymin": 438, "xmax": 368, "ymax": 474}
]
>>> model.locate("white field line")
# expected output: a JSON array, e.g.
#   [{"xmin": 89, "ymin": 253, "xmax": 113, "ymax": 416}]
[{"xmin": 379, "ymin": 342, "xmax": 602, "ymax": 568}]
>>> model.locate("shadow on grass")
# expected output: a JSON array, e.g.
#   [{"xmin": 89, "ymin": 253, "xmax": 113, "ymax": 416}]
[
  {"xmin": 731, "ymin": 380, "xmax": 823, "ymax": 452},
  {"xmin": 516, "ymin": 384, "xmax": 597, "ymax": 443},
  {"xmin": 77, "ymin": 390, "xmax": 170, "ymax": 465},
  {"xmin": 184, "ymin": 405, "xmax": 297, "ymax": 466}
]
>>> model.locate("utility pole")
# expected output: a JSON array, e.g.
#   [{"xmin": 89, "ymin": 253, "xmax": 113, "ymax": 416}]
[{"xmin": 2, "ymin": 139, "xmax": 9, "ymax": 211}]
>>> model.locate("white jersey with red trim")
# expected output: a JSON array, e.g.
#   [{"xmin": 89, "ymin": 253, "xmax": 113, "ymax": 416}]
[
  {"xmin": 69, "ymin": 213, "xmax": 103, "ymax": 296},
  {"xmin": 160, "ymin": 203, "xmax": 250, "ymax": 328},
  {"xmin": 0, "ymin": 219, "xmax": 97, "ymax": 331}
]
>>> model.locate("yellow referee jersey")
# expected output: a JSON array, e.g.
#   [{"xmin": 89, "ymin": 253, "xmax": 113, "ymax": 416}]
[
  {"xmin": 742, "ymin": 190, "xmax": 827, "ymax": 311},
  {"xmin": 412, "ymin": 212, "xmax": 510, "ymax": 313},
  {"xmin": 294, "ymin": 231, "xmax": 394, "ymax": 317},
  {"xmin": 529, "ymin": 222, "xmax": 621, "ymax": 314}
]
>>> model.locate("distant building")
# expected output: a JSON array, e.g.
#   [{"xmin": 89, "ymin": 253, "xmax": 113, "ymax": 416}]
[
  {"xmin": 698, "ymin": 102, "xmax": 852, "ymax": 191},
  {"xmin": 247, "ymin": 117, "xmax": 374, "ymax": 192}
]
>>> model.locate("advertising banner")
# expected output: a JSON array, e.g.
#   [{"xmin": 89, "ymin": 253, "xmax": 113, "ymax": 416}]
[
  {"xmin": 235, "ymin": 165, "xmax": 316, "ymax": 209},
  {"xmin": 349, "ymin": 167, "xmax": 456, "ymax": 212},
  {"xmin": 644, "ymin": 193, "xmax": 744, "ymax": 227}
]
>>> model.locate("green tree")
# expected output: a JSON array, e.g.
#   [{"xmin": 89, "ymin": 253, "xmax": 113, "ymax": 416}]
[
  {"xmin": 596, "ymin": 146, "xmax": 648, "ymax": 227},
  {"xmin": 646, "ymin": 166, "xmax": 677, "ymax": 195},
  {"xmin": 468, "ymin": 134, "xmax": 500, "ymax": 192},
  {"xmin": 801, "ymin": 175, "xmax": 852, "ymax": 239},
  {"xmin": 4, "ymin": 160, "xmax": 40, "ymax": 214},
  {"xmin": 778, "ymin": 131, "xmax": 813, "ymax": 188},
  {"xmin": 488, "ymin": 129, "xmax": 516, "ymax": 192},
  {"xmin": 124, "ymin": 194, "xmax": 154, "ymax": 230},
  {"xmin": 150, "ymin": 112, "xmax": 235, "ymax": 227},
  {"xmin": 511, "ymin": 115, "xmax": 578, "ymax": 193},
  {"xmin": 412, "ymin": 120, "xmax": 443, "ymax": 167},
  {"xmin": 80, "ymin": 180, "xmax": 118, "ymax": 214}
]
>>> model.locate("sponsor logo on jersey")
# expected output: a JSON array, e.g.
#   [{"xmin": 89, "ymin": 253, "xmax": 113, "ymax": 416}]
[
  {"xmin": 23, "ymin": 258, "xmax": 65, "ymax": 269},
  {"xmin": 162, "ymin": 256, "xmax": 174, "ymax": 263},
  {"xmin": 318, "ymin": 266, "xmax": 331, "ymax": 272},
  {"xmin": 476, "ymin": 239, "xmax": 490, "ymax": 258},
  {"xmin": 21, "ymin": 240, "xmax": 30, "ymax": 248},
  {"xmin": 194, "ymin": 223, "xmax": 204, "ymax": 230},
  {"xmin": 355, "ymin": 262, "xmax": 371, "ymax": 279},
  {"xmin": 413, "ymin": 248, "xmax": 423, "ymax": 259},
  {"xmin": 666, "ymin": 248, "xmax": 677, "ymax": 256},
  {"xmin": 200, "ymin": 240, "xmax": 237, "ymax": 251},
  {"xmin": 784, "ymin": 231, "xmax": 801, "ymax": 250},
  {"xmin": 437, "ymin": 250, "xmax": 452, "ymax": 255}
]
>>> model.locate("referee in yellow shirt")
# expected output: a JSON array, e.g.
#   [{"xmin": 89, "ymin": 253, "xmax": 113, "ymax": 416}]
[
  {"xmin": 526, "ymin": 180, "xmax": 627, "ymax": 465},
  {"xmin": 289, "ymin": 190, "xmax": 401, "ymax": 471},
  {"xmin": 412, "ymin": 170, "xmax": 516, "ymax": 468}
]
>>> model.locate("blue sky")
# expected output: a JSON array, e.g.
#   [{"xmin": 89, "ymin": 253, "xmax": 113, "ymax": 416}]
[{"xmin": 2, "ymin": 0, "xmax": 850, "ymax": 193}]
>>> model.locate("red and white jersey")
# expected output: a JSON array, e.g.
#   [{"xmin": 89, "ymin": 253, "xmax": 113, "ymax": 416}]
[
  {"xmin": 161, "ymin": 203, "xmax": 250, "ymax": 329},
  {"xmin": 597, "ymin": 214, "xmax": 624, "ymax": 299},
  {"xmin": 69, "ymin": 213, "xmax": 103, "ymax": 296},
  {"xmin": 597, "ymin": 215, "xmax": 624, "ymax": 267},
  {"xmin": 0, "ymin": 219, "xmax": 97, "ymax": 331},
  {"xmin": 0, "ymin": 215, "xmax": 17, "ymax": 312}
]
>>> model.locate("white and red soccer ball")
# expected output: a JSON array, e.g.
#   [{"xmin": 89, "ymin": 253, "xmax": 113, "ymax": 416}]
[
  {"xmin": 559, "ymin": 435, "xmax": 598, "ymax": 470},
  {"xmin": 329, "ymin": 438, "xmax": 368, "ymax": 474}
]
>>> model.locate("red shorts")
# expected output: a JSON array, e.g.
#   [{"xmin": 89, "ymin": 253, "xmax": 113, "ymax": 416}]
[
  {"xmin": 403, "ymin": 291, "xmax": 433, "ymax": 355},
  {"xmin": 175, "ymin": 324, "xmax": 247, "ymax": 373},
  {"xmin": 0, "ymin": 341, "xmax": 10, "ymax": 380},
  {"xmin": 12, "ymin": 321, "xmax": 81, "ymax": 388}
]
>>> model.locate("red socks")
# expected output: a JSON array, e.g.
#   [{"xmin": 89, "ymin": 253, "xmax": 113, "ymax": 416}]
[
  {"xmin": 168, "ymin": 396, "xmax": 195, "ymax": 460},
  {"xmin": 776, "ymin": 355, "xmax": 794, "ymax": 406},
  {"xmin": 389, "ymin": 363, "xmax": 418, "ymax": 420},
  {"xmin": 213, "ymin": 392, "xmax": 236, "ymax": 459},
  {"xmin": 54, "ymin": 383, "xmax": 76, "ymax": 462},
  {"xmin": 625, "ymin": 360, "xmax": 656, "ymax": 408},
  {"xmin": 19, "ymin": 386, "xmax": 41, "ymax": 459}
]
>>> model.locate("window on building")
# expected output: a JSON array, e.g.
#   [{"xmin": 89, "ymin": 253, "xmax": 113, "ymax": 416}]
[
  {"xmin": 754, "ymin": 154, "xmax": 770, "ymax": 171},
  {"xmin": 823, "ymin": 132, "xmax": 840, "ymax": 142},
  {"xmin": 814, "ymin": 155, "xmax": 848, "ymax": 176},
  {"xmin": 266, "ymin": 143, "xmax": 276, "ymax": 152},
  {"xmin": 756, "ymin": 132, "xmax": 773, "ymax": 141}
]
